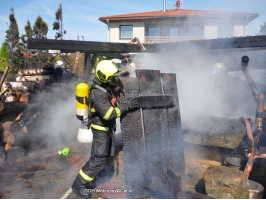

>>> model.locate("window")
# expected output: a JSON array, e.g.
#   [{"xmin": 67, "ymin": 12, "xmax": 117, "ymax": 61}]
[
  {"xmin": 120, "ymin": 25, "xmax": 133, "ymax": 39},
  {"xmin": 148, "ymin": 27, "xmax": 161, "ymax": 37}
]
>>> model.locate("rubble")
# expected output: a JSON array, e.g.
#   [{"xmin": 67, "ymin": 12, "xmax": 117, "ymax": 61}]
[
  {"xmin": 183, "ymin": 116, "xmax": 247, "ymax": 149},
  {"xmin": 204, "ymin": 166, "xmax": 249, "ymax": 199}
]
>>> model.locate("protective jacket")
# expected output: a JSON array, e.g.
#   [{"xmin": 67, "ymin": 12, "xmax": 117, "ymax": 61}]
[{"xmin": 89, "ymin": 77, "xmax": 126, "ymax": 131}]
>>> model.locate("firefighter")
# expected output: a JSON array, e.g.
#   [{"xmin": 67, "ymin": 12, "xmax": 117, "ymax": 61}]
[{"xmin": 72, "ymin": 60, "xmax": 139, "ymax": 198}]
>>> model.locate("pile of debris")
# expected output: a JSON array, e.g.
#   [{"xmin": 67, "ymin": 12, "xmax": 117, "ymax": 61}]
[{"xmin": 0, "ymin": 67, "xmax": 76, "ymax": 164}]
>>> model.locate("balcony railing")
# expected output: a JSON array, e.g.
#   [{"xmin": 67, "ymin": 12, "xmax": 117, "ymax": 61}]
[{"xmin": 144, "ymin": 36, "xmax": 203, "ymax": 44}]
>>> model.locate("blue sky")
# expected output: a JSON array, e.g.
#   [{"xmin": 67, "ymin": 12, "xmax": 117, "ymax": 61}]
[{"xmin": 0, "ymin": 0, "xmax": 265, "ymax": 45}]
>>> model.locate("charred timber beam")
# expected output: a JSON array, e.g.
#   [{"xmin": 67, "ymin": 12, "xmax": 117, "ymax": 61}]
[
  {"xmin": 145, "ymin": 35, "xmax": 266, "ymax": 52},
  {"xmin": 0, "ymin": 102, "xmax": 27, "ymax": 116},
  {"xmin": 120, "ymin": 77, "xmax": 149, "ymax": 198},
  {"xmin": 28, "ymin": 36, "xmax": 266, "ymax": 54},
  {"xmin": 28, "ymin": 39, "xmax": 141, "ymax": 53},
  {"xmin": 136, "ymin": 70, "xmax": 168, "ymax": 197}
]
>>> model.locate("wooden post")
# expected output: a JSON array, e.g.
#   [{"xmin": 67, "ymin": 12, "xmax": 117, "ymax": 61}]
[
  {"xmin": 120, "ymin": 70, "xmax": 184, "ymax": 198},
  {"xmin": 120, "ymin": 77, "xmax": 149, "ymax": 198},
  {"xmin": 0, "ymin": 66, "xmax": 10, "ymax": 89},
  {"xmin": 161, "ymin": 73, "xmax": 184, "ymax": 197},
  {"xmin": 136, "ymin": 70, "xmax": 170, "ymax": 197}
]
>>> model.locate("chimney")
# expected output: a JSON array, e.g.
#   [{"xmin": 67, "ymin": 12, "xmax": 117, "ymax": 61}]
[{"xmin": 163, "ymin": 0, "xmax": 166, "ymax": 12}]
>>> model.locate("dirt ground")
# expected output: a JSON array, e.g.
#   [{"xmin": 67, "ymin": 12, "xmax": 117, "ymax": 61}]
[{"xmin": 0, "ymin": 140, "xmax": 128, "ymax": 199}]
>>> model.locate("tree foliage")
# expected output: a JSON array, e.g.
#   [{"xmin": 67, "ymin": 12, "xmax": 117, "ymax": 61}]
[
  {"xmin": 53, "ymin": 4, "xmax": 66, "ymax": 40},
  {"xmin": 21, "ymin": 20, "xmax": 34, "ymax": 43},
  {"xmin": 257, "ymin": 22, "xmax": 266, "ymax": 35},
  {"xmin": 33, "ymin": 16, "xmax": 48, "ymax": 39},
  {"xmin": 0, "ymin": 42, "xmax": 10, "ymax": 72},
  {"xmin": 5, "ymin": 8, "xmax": 23, "ymax": 80},
  {"xmin": 7, "ymin": 8, "xmax": 19, "ymax": 54}
]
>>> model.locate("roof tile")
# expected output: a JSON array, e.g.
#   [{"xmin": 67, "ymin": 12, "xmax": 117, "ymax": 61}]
[{"xmin": 99, "ymin": 9, "xmax": 258, "ymax": 20}]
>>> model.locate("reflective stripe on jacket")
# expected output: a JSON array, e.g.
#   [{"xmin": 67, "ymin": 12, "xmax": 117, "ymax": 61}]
[{"xmin": 89, "ymin": 78, "xmax": 123, "ymax": 130}]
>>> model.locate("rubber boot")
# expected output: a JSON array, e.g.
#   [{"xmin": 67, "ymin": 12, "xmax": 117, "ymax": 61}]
[{"xmin": 72, "ymin": 174, "xmax": 94, "ymax": 199}]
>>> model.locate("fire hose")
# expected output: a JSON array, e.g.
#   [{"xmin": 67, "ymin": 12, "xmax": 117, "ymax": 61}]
[
  {"xmin": 239, "ymin": 118, "xmax": 266, "ymax": 178},
  {"xmin": 240, "ymin": 117, "xmax": 256, "ymax": 178}
]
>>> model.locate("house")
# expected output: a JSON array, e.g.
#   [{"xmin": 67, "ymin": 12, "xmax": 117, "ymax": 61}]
[{"xmin": 99, "ymin": 9, "xmax": 258, "ymax": 44}]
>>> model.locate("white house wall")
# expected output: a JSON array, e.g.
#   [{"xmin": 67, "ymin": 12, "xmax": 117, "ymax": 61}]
[
  {"xmin": 233, "ymin": 25, "xmax": 247, "ymax": 37},
  {"xmin": 107, "ymin": 16, "xmax": 250, "ymax": 43},
  {"xmin": 204, "ymin": 26, "xmax": 218, "ymax": 39},
  {"xmin": 109, "ymin": 21, "xmax": 145, "ymax": 43}
]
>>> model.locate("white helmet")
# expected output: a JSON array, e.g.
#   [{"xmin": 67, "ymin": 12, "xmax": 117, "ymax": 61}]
[{"xmin": 55, "ymin": 60, "xmax": 64, "ymax": 68}]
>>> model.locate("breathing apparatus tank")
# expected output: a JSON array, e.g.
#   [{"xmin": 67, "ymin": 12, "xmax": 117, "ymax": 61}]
[
  {"xmin": 76, "ymin": 83, "xmax": 93, "ymax": 143},
  {"xmin": 76, "ymin": 83, "xmax": 89, "ymax": 122}
]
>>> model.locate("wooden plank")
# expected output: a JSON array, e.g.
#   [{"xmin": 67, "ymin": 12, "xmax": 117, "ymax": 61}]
[
  {"xmin": 145, "ymin": 35, "xmax": 266, "ymax": 52},
  {"xmin": 120, "ymin": 77, "xmax": 149, "ymax": 198},
  {"xmin": 136, "ymin": 69, "xmax": 170, "ymax": 198},
  {"xmin": 161, "ymin": 73, "xmax": 184, "ymax": 198},
  {"xmin": 28, "ymin": 36, "xmax": 266, "ymax": 54},
  {"xmin": 28, "ymin": 39, "xmax": 140, "ymax": 53}
]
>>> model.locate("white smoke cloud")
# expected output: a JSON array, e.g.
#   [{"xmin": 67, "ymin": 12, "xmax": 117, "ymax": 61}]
[{"xmin": 134, "ymin": 47, "xmax": 260, "ymax": 123}]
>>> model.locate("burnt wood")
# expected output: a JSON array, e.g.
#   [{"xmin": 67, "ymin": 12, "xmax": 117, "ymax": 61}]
[
  {"xmin": 145, "ymin": 35, "xmax": 266, "ymax": 52},
  {"xmin": 136, "ymin": 69, "xmax": 169, "ymax": 197},
  {"xmin": 28, "ymin": 39, "xmax": 140, "ymax": 53},
  {"xmin": 0, "ymin": 101, "xmax": 3, "ymax": 113},
  {"xmin": 1, "ymin": 121, "xmax": 21, "ymax": 132},
  {"xmin": 127, "ymin": 95, "xmax": 175, "ymax": 108},
  {"xmin": 3, "ymin": 131, "xmax": 30, "ymax": 147},
  {"xmin": 0, "ymin": 102, "xmax": 27, "ymax": 116},
  {"xmin": 120, "ymin": 70, "xmax": 184, "ymax": 198},
  {"xmin": 120, "ymin": 77, "xmax": 149, "ymax": 198},
  {"xmin": 27, "ymin": 36, "xmax": 266, "ymax": 54},
  {"xmin": 161, "ymin": 73, "xmax": 184, "ymax": 198}
]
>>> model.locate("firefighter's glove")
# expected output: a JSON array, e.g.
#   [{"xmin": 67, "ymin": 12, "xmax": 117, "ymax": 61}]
[
  {"xmin": 128, "ymin": 98, "xmax": 140, "ymax": 110},
  {"xmin": 120, "ymin": 98, "xmax": 140, "ymax": 115}
]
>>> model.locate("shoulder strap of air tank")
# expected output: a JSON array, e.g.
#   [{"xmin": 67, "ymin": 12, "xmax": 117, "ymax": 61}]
[{"xmin": 92, "ymin": 84, "xmax": 107, "ymax": 93}]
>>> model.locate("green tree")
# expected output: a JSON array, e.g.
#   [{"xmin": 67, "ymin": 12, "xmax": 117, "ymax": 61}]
[
  {"xmin": 32, "ymin": 16, "xmax": 50, "ymax": 67},
  {"xmin": 53, "ymin": 4, "xmax": 66, "ymax": 40},
  {"xmin": 21, "ymin": 20, "xmax": 34, "ymax": 68},
  {"xmin": 257, "ymin": 22, "xmax": 266, "ymax": 35},
  {"xmin": 33, "ymin": 16, "xmax": 48, "ymax": 39},
  {"xmin": 0, "ymin": 42, "xmax": 10, "ymax": 72},
  {"xmin": 6, "ymin": 8, "xmax": 20, "ymax": 80},
  {"xmin": 21, "ymin": 20, "xmax": 33, "ymax": 43}
]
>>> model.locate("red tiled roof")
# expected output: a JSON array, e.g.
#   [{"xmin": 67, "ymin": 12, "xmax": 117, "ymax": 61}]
[{"xmin": 99, "ymin": 9, "xmax": 258, "ymax": 23}]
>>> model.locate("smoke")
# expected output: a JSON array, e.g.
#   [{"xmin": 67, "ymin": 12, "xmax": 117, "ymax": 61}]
[
  {"xmin": 130, "ymin": 36, "xmax": 266, "ymax": 197},
  {"xmin": 133, "ymin": 46, "xmax": 262, "ymax": 123},
  {"xmin": 129, "ymin": 3, "xmax": 263, "ymax": 126},
  {"xmin": 0, "ymin": 81, "xmax": 94, "ymax": 198},
  {"xmin": 31, "ymin": 81, "xmax": 81, "ymax": 149}
]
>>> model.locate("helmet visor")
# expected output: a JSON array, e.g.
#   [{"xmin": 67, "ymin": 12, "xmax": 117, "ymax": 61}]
[{"xmin": 108, "ymin": 75, "xmax": 119, "ymax": 86}]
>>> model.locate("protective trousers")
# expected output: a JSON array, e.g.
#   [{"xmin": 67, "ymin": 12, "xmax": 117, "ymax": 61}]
[{"xmin": 73, "ymin": 128, "xmax": 112, "ymax": 189}]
